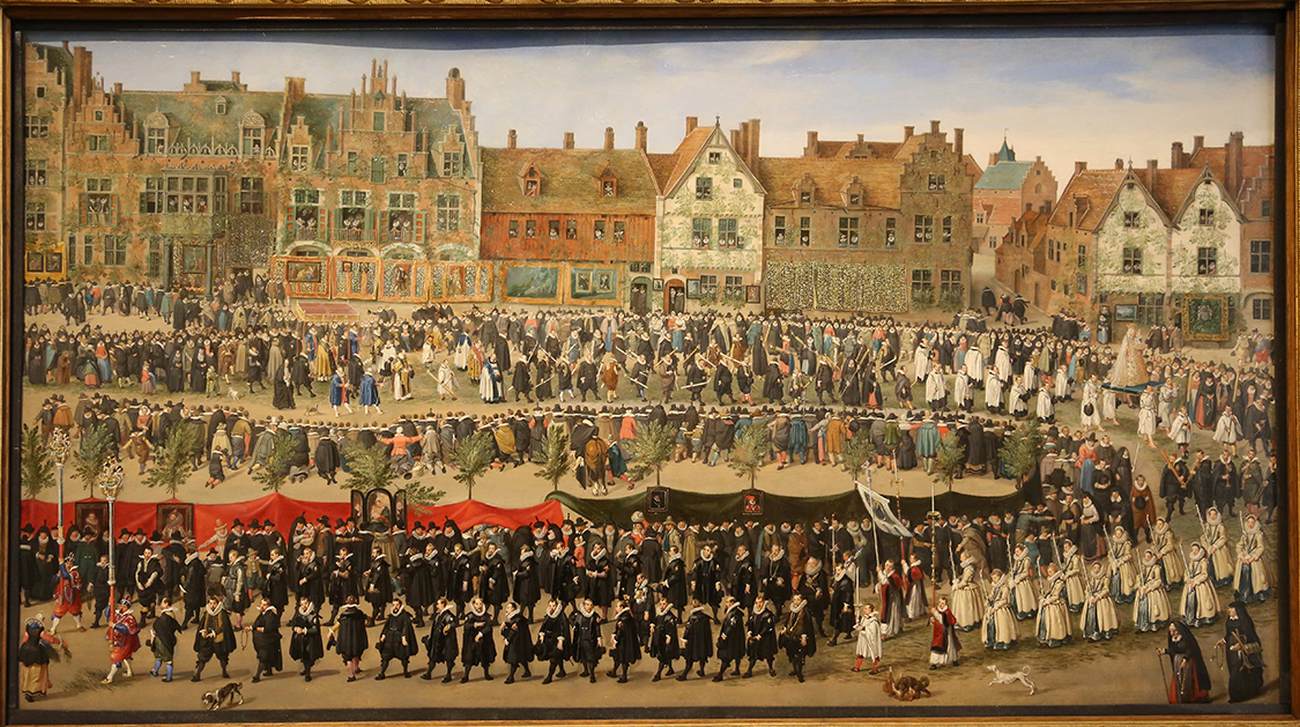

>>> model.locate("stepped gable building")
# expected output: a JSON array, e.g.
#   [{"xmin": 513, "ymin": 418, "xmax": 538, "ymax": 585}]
[
  {"xmin": 649, "ymin": 116, "xmax": 767, "ymax": 312},
  {"xmin": 971, "ymin": 138, "xmax": 1057, "ymax": 253},
  {"xmin": 757, "ymin": 120, "xmax": 976, "ymax": 313},
  {"xmin": 22, "ymin": 42, "xmax": 77, "ymax": 281},
  {"xmin": 1175, "ymin": 132, "xmax": 1276, "ymax": 327},
  {"xmin": 1036, "ymin": 156, "xmax": 1244, "ymax": 338},
  {"xmin": 479, "ymin": 124, "xmax": 658, "ymax": 312},
  {"xmin": 22, "ymin": 44, "xmax": 480, "ymax": 288}
]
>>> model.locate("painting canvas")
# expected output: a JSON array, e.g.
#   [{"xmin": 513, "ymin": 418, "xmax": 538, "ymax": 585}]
[
  {"xmin": 9, "ymin": 17, "xmax": 1287, "ymax": 726},
  {"xmin": 504, "ymin": 264, "xmax": 561, "ymax": 299},
  {"xmin": 156, "ymin": 502, "xmax": 194, "ymax": 540}
]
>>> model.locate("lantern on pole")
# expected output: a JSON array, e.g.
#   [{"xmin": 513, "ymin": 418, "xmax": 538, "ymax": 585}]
[
  {"xmin": 96, "ymin": 458, "xmax": 126, "ymax": 617},
  {"xmin": 48, "ymin": 429, "xmax": 70, "ymax": 560}
]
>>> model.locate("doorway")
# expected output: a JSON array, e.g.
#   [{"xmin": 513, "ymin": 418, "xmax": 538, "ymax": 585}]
[
  {"xmin": 630, "ymin": 277, "xmax": 650, "ymax": 315},
  {"xmin": 666, "ymin": 280, "xmax": 685, "ymax": 313}
]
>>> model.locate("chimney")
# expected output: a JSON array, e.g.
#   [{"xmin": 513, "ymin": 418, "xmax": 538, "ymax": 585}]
[
  {"xmin": 1146, "ymin": 159, "xmax": 1158, "ymax": 189},
  {"xmin": 1074, "ymin": 161, "xmax": 1087, "ymax": 175},
  {"xmin": 747, "ymin": 118, "xmax": 760, "ymax": 167},
  {"xmin": 190, "ymin": 70, "xmax": 200, "ymax": 85},
  {"xmin": 563, "ymin": 131, "xmax": 574, "ymax": 150},
  {"xmin": 231, "ymin": 70, "xmax": 240, "ymax": 85},
  {"xmin": 903, "ymin": 125, "xmax": 914, "ymax": 140},
  {"xmin": 1114, "ymin": 158, "xmax": 1124, "ymax": 170},
  {"xmin": 988, "ymin": 152, "xmax": 999, "ymax": 167},
  {"xmin": 62, "ymin": 40, "xmax": 69, "ymax": 51},
  {"xmin": 361, "ymin": 74, "xmax": 367, "ymax": 95},
  {"xmin": 1225, "ymin": 131, "xmax": 1244, "ymax": 196},
  {"xmin": 929, "ymin": 119, "xmax": 940, "ymax": 135},
  {"xmin": 604, "ymin": 126, "xmax": 615, "ymax": 151},
  {"xmin": 954, "ymin": 128, "xmax": 964, "ymax": 157},
  {"xmin": 730, "ymin": 128, "xmax": 742, "ymax": 153},
  {"xmin": 445, "ymin": 68, "xmax": 465, "ymax": 111},
  {"xmin": 507, "ymin": 129, "xmax": 516, "ymax": 149},
  {"xmin": 804, "ymin": 130, "xmax": 819, "ymax": 158},
  {"xmin": 685, "ymin": 116, "xmax": 698, "ymax": 134},
  {"xmin": 112, "ymin": 82, "xmax": 122, "ymax": 96},
  {"xmin": 856, "ymin": 133, "xmax": 864, "ymax": 144},
  {"xmin": 635, "ymin": 121, "xmax": 647, "ymax": 152},
  {"xmin": 1193, "ymin": 135, "xmax": 1205, "ymax": 154},
  {"xmin": 1073, "ymin": 194, "xmax": 1089, "ymax": 223},
  {"xmin": 1171, "ymin": 141, "xmax": 1185, "ymax": 169}
]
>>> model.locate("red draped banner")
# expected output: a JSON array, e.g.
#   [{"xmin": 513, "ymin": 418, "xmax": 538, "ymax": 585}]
[{"xmin": 21, "ymin": 494, "xmax": 564, "ymax": 543}]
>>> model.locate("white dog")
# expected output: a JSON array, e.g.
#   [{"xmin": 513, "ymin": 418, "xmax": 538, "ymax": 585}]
[{"xmin": 986, "ymin": 664, "xmax": 1036, "ymax": 695}]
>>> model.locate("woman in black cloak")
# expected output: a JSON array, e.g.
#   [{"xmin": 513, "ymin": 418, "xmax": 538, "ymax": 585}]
[
  {"xmin": 1219, "ymin": 601, "xmax": 1265, "ymax": 702},
  {"xmin": 1159, "ymin": 620, "xmax": 1211, "ymax": 704},
  {"xmin": 272, "ymin": 360, "xmax": 296, "ymax": 410}
]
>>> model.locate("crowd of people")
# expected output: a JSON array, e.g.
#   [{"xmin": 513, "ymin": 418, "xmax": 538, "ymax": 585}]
[{"xmin": 15, "ymin": 281, "xmax": 1279, "ymax": 705}]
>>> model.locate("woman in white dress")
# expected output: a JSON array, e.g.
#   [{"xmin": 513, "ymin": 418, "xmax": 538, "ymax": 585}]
[
  {"xmin": 950, "ymin": 556, "xmax": 984, "ymax": 632},
  {"xmin": 1201, "ymin": 508, "xmax": 1233, "ymax": 586},
  {"xmin": 1134, "ymin": 549, "xmax": 1171, "ymax": 633},
  {"xmin": 1152, "ymin": 518, "xmax": 1184, "ymax": 589},
  {"xmin": 1102, "ymin": 384, "xmax": 1119, "ymax": 426},
  {"xmin": 1035, "ymin": 564, "xmax": 1071, "ymax": 647},
  {"xmin": 1108, "ymin": 527, "xmax": 1138, "ymax": 604},
  {"xmin": 1081, "ymin": 562, "xmax": 1119, "ymax": 641},
  {"xmin": 1181, "ymin": 543, "xmax": 1220, "ymax": 627},
  {"xmin": 1060, "ymin": 540, "xmax": 1087, "ymax": 613},
  {"xmin": 1009, "ymin": 545, "xmax": 1038, "ymax": 620},
  {"xmin": 1232, "ymin": 515, "xmax": 1271, "ymax": 603},
  {"xmin": 982, "ymin": 570, "xmax": 1017, "ymax": 650}
]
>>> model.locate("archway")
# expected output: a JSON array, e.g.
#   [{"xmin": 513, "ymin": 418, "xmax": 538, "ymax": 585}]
[
  {"xmin": 630, "ymin": 276, "xmax": 651, "ymax": 315},
  {"xmin": 665, "ymin": 279, "xmax": 686, "ymax": 313}
]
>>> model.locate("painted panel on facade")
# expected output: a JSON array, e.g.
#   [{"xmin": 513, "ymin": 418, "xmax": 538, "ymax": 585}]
[
  {"xmin": 502, "ymin": 264, "xmax": 562, "ymax": 302},
  {"xmin": 270, "ymin": 255, "xmax": 330, "ymax": 298},
  {"xmin": 566, "ymin": 266, "xmax": 620, "ymax": 305}
]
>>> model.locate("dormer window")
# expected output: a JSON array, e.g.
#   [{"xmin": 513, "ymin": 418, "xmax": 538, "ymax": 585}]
[
  {"xmin": 708, "ymin": 151, "xmax": 722, "ymax": 164},
  {"xmin": 799, "ymin": 191, "xmax": 812, "ymax": 204},
  {"xmin": 848, "ymin": 193, "xmax": 862, "ymax": 206},
  {"xmin": 215, "ymin": 97, "xmax": 227, "ymax": 115},
  {"xmin": 240, "ymin": 110, "xmax": 266, "ymax": 156},
  {"xmin": 521, "ymin": 165, "xmax": 542, "ymax": 197},
  {"xmin": 602, "ymin": 180, "xmax": 616, "ymax": 197}
]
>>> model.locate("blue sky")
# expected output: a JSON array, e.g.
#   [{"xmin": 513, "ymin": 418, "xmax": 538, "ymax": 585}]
[{"xmin": 33, "ymin": 27, "xmax": 1276, "ymax": 179}]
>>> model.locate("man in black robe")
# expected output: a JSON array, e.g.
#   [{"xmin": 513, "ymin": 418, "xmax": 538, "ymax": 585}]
[
  {"xmin": 375, "ymin": 598, "xmax": 419, "ymax": 680},
  {"xmin": 250, "ymin": 598, "xmax": 283, "ymax": 683}
]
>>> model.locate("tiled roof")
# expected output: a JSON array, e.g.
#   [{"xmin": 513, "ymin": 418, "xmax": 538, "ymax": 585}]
[
  {"xmin": 1188, "ymin": 145, "xmax": 1274, "ymax": 199},
  {"xmin": 1047, "ymin": 169, "xmax": 1127, "ymax": 231},
  {"xmin": 975, "ymin": 160, "xmax": 1033, "ymax": 190},
  {"xmin": 656, "ymin": 126, "xmax": 716, "ymax": 194},
  {"xmin": 1132, "ymin": 167, "xmax": 1207, "ymax": 221},
  {"xmin": 118, "ymin": 89, "xmax": 286, "ymax": 150},
  {"xmin": 753, "ymin": 156, "xmax": 904, "ymax": 209},
  {"xmin": 481, "ymin": 147, "xmax": 657, "ymax": 214}
]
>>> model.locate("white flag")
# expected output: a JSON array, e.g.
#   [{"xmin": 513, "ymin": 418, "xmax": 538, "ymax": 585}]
[{"xmin": 855, "ymin": 481, "xmax": 913, "ymax": 538}]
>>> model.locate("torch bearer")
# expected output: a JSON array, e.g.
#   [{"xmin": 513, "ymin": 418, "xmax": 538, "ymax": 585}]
[
  {"xmin": 48, "ymin": 429, "xmax": 70, "ymax": 560},
  {"xmin": 97, "ymin": 458, "xmax": 126, "ymax": 622}
]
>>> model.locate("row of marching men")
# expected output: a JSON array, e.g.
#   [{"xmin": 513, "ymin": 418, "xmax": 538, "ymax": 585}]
[{"xmin": 192, "ymin": 588, "xmax": 827, "ymax": 687}]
